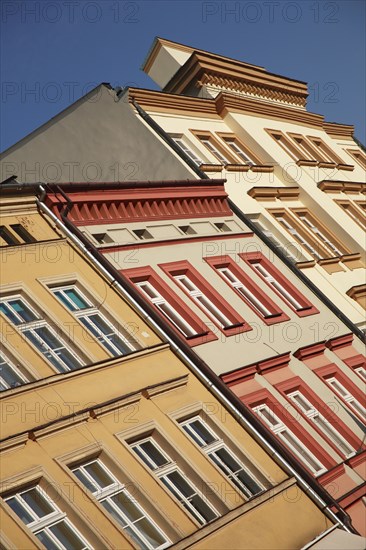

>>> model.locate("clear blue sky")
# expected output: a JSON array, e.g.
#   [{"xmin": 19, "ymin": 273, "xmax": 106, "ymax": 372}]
[{"xmin": 1, "ymin": 0, "xmax": 365, "ymax": 152}]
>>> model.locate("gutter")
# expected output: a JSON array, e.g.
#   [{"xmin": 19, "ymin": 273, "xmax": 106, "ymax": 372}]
[{"xmin": 34, "ymin": 183, "xmax": 358, "ymax": 534}]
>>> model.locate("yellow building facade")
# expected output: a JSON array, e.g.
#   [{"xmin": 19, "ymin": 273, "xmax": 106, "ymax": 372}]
[{"xmin": 0, "ymin": 186, "xmax": 357, "ymax": 549}]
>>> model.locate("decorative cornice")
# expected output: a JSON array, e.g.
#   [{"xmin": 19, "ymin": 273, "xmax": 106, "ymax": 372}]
[
  {"xmin": 248, "ymin": 186, "xmax": 299, "ymax": 200},
  {"xmin": 143, "ymin": 375, "xmax": 189, "ymax": 398},
  {"xmin": 346, "ymin": 284, "xmax": 366, "ymax": 300},
  {"xmin": 256, "ymin": 353, "xmax": 291, "ymax": 375},
  {"xmin": 318, "ymin": 181, "xmax": 366, "ymax": 194},
  {"xmin": 323, "ymin": 122, "xmax": 354, "ymax": 139},
  {"xmin": 221, "ymin": 352, "xmax": 290, "ymax": 385},
  {"xmin": 325, "ymin": 333, "xmax": 354, "ymax": 351},
  {"xmin": 46, "ymin": 183, "xmax": 233, "ymax": 225},
  {"xmin": 221, "ymin": 365, "xmax": 258, "ymax": 386},
  {"xmin": 129, "ymin": 87, "xmax": 219, "ymax": 118},
  {"xmin": 293, "ymin": 342, "xmax": 326, "ymax": 361},
  {"xmin": 215, "ymin": 92, "xmax": 324, "ymax": 127}
]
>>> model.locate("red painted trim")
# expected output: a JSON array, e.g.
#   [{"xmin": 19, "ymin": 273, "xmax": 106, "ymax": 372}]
[
  {"xmin": 238, "ymin": 388, "xmax": 335, "ymax": 471},
  {"xmin": 240, "ymin": 252, "xmax": 319, "ymax": 317},
  {"xmin": 338, "ymin": 483, "xmax": 366, "ymax": 508},
  {"xmin": 205, "ymin": 255, "xmax": 290, "ymax": 325},
  {"xmin": 344, "ymin": 355, "xmax": 366, "ymax": 369},
  {"xmin": 159, "ymin": 260, "xmax": 251, "ymax": 336},
  {"xmin": 325, "ymin": 333, "xmax": 354, "ymax": 351},
  {"xmin": 120, "ymin": 266, "xmax": 217, "ymax": 347},
  {"xmin": 221, "ymin": 365, "xmax": 258, "ymax": 385},
  {"xmin": 99, "ymin": 232, "xmax": 254, "ymax": 254},
  {"xmin": 317, "ymin": 463, "xmax": 345, "ymax": 484},
  {"xmin": 275, "ymin": 376, "xmax": 363, "ymax": 452},
  {"xmin": 257, "ymin": 352, "xmax": 291, "ymax": 374},
  {"xmin": 347, "ymin": 450, "xmax": 366, "ymax": 469},
  {"xmin": 293, "ymin": 342, "xmax": 327, "ymax": 361},
  {"xmin": 45, "ymin": 185, "xmax": 233, "ymax": 225}
]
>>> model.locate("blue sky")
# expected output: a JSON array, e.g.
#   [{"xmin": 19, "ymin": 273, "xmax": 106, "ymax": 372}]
[{"xmin": 1, "ymin": 0, "xmax": 365, "ymax": 152}]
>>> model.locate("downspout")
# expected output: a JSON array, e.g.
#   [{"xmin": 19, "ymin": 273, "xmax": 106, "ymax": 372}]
[{"xmin": 36, "ymin": 184, "xmax": 357, "ymax": 534}]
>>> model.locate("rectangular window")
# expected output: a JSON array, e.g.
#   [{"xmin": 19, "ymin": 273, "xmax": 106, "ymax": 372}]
[
  {"xmin": 325, "ymin": 376, "xmax": 366, "ymax": 420},
  {"xmin": 131, "ymin": 438, "xmax": 219, "ymax": 525},
  {"xmin": 345, "ymin": 149, "xmax": 366, "ymax": 169},
  {"xmin": 122, "ymin": 267, "xmax": 214, "ymax": 345},
  {"xmin": 0, "ymin": 296, "xmax": 84, "ymax": 373},
  {"xmin": 10, "ymin": 224, "xmax": 36, "ymax": 243},
  {"xmin": 241, "ymin": 252, "xmax": 318, "ymax": 317},
  {"xmin": 71, "ymin": 459, "xmax": 169, "ymax": 549},
  {"xmin": 287, "ymin": 133, "xmax": 326, "ymax": 163},
  {"xmin": 0, "ymin": 351, "xmax": 29, "ymax": 391},
  {"xmin": 287, "ymin": 390, "xmax": 355, "ymax": 457},
  {"xmin": 272, "ymin": 212, "xmax": 325, "ymax": 260},
  {"xmin": 52, "ymin": 286, "xmax": 139, "ymax": 357},
  {"xmin": 217, "ymin": 134, "xmax": 261, "ymax": 165},
  {"xmin": 355, "ymin": 366, "xmax": 366, "ymax": 381},
  {"xmin": 335, "ymin": 201, "xmax": 366, "ymax": 230},
  {"xmin": 192, "ymin": 131, "xmax": 236, "ymax": 164},
  {"xmin": 205, "ymin": 256, "xmax": 288, "ymax": 324},
  {"xmin": 160, "ymin": 261, "xmax": 249, "ymax": 335},
  {"xmin": 292, "ymin": 211, "xmax": 346, "ymax": 257},
  {"xmin": 306, "ymin": 136, "xmax": 345, "ymax": 164},
  {"xmin": 170, "ymin": 135, "xmax": 204, "ymax": 166},
  {"xmin": 252, "ymin": 403, "xmax": 326, "ymax": 475},
  {"xmin": 266, "ymin": 130, "xmax": 311, "ymax": 162},
  {"xmin": 0, "ymin": 226, "xmax": 20, "ymax": 246},
  {"xmin": 180, "ymin": 417, "xmax": 264, "ymax": 498},
  {"xmin": 4, "ymin": 485, "xmax": 90, "ymax": 549}
]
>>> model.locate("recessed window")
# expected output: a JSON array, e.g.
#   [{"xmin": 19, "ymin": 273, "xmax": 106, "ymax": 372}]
[
  {"xmin": 52, "ymin": 285, "xmax": 139, "ymax": 357},
  {"xmin": 266, "ymin": 130, "xmax": 308, "ymax": 162},
  {"xmin": 0, "ymin": 295, "xmax": 84, "ymax": 372},
  {"xmin": 92, "ymin": 232, "xmax": 114, "ymax": 245},
  {"xmin": 192, "ymin": 131, "xmax": 236, "ymax": 164},
  {"xmin": 133, "ymin": 229, "xmax": 153, "ymax": 240},
  {"xmin": 306, "ymin": 136, "xmax": 344, "ymax": 164},
  {"xmin": 10, "ymin": 224, "xmax": 36, "ymax": 243},
  {"xmin": 131, "ymin": 437, "xmax": 219, "ymax": 525},
  {"xmin": 325, "ymin": 376, "xmax": 365, "ymax": 420},
  {"xmin": 4, "ymin": 485, "xmax": 90, "ymax": 549},
  {"xmin": 71, "ymin": 458, "xmax": 169, "ymax": 549},
  {"xmin": 180, "ymin": 416, "xmax": 264, "ymax": 498},
  {"xmin": 252, "ymin": 403, "xmax": 326, "ymax": 475},
  {"xmin": 0, "ymin": 226, "xmax": 20, "ymax": 246},
  {"xmin": 345, "ymin": 149, "xmax": 366, "ymax": 169},
  {"xmin": 287, "ymin": 390, "xmax": 355, "ymax": 457},
  {"xmin": 170, "ymin": 135, "xmax": 204, "ymax": 166},
  {"xmin": 214, "ymin": 222, "xmax": 231, "ymax": 232},
  {"xmin": 178, "ymin": 225, "xmax": 197, "ymax": 235},
  {"xmin": 293, "ymin": 210, "xmax": 347, "ymax": 257},
  {"xmin": 219, "ymin": 136, "xmax": 257, "ymax": 165},
  {"xmin": 335, "ymin": 201, "xmax": 366, "ymax": 230},
  {"xmin": 0, "ymin": 351, "xmax": 29, "ymax": 391}
]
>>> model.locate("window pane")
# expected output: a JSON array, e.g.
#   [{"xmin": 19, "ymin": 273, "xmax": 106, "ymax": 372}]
[
  {"xmin": 73, "ymin": 469, "xmax": 97, "ymax": 493},
  {"xmin": 64, "ymin": 289, "xmax": 89, "ymax": 310},
  {"xmin": 133, "ymin": 517, "xmax": 166, "ymax": 548},
  {"xmin": 84, "ymin": 461, "xmax": 113, "ymax": 489},
  {"xmin": 6, "ymin": 497, "xmax": 34, "ymax": 524},
  {"xmin": 36, "ymin": 530, "xmax": 60, "ymax": 550},
  {"xmin": 102, "ymin": 500, "xmax": 127, "ymax": 528},
  {"xmin": 49, "ymin": 520, "xmax": 86, "ymax": 550},
  {"xmin": 112, "ymin": 493, "xmax": 143, "ymax": 522},
  {"xmin": 0, "ymin": 358, "xmax": 25, "ymax": 390},
  {"xmin": 189, "ymin": 495, "xmax": 217, "ymax": 522},
  {"xmin": 183, "ymin": 420, "xmax": 216, "ymax": 446},
  {"xmin": 0, "ymin": 303, "xmax": 22, "ymax": 325},
  {"xmin": 22, "ymin": 488, "xmax": 54, "ymax": 518},
  {"xmin": 123, "ymin": 525, "xmax": 149, "ymax": 549},
  {"xmin": 165, "ymin": 472, "xmax": 194, "ymax": 498},
  {"xmin": 9, "ymin": 299, "xmax": 37, "ymax": 323},
  {"xmin": 138, "ymin": 442, "xmax": 168, "ymax": 469}
]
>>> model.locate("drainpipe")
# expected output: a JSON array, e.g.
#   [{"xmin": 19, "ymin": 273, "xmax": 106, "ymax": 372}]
[{"xmin": 35, "ymin": 184, "xmax": 357, "ymax": 534}]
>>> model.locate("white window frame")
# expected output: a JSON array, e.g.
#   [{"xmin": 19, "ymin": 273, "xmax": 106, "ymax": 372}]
[
  {"xmin": 4, "ymin": 485, "xmax": 90, "ymax": 550},
  {"xmin": 221, "ymin": 138, "xmax": 255, "ymax": 165},
  {"xmin": 135, "ymin": 280, "xmax": 198, "ymax": 338},
  {"xmin": 131, "ymin": 437, "xmax": 219, "ymax": 525},
  {"xmin": 276, "ymin": 215, "xmax": 324, "ymax": 260},
  {"xmin": 199, "ymin": 137, "xmax": 231, "ymax": 164},
  {"xmin": 287, "ymin": 390, "xmax": 355, "ymax": 458},
  {"xmin": 249, "ymin": 262, "xmax": 304, "ymax": 311},
  {"xmin": 51, "ymin": 285, "xmax": 138, "ymax": 357},
  {"xmin": 325, "ymin": 376, "xmax": 366, "ymax": 419},
  {"xmin": 180, "ymin": 416, "xmax": 264, "ymax": 498},
  {"xmin": 253, "ymin": 404, "xmax": 327, "ymax": 475},
  {"xmin": 355, "ymin": 366, "xmax": 366, "ymax": 381},
  {"xmin": 71, "ymin": 459, "xmax": 169, "ymax": 549},
  {"xmin": 217, "ymin": 266, "xmax": 274, "ymax": 317},
  {"xmin": 296, "ymin": 214, "xmax": 343, "ymax": 256},
  {"xmin": 173, "ymin": 274, "xmax": 235, "ymax": 329},
  {"xmin": 0, "ymin": 295, "xmax": 84, "ymax": 373},
  {"xmin": 0, "ymin": 350, "xmax": 28, "ymax": 391},
  {"xmin": 171, "ymin": 136, "xmax": 204, "ymax": 166}
]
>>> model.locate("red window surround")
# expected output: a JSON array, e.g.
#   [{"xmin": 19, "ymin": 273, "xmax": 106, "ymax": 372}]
[
  {"xmin": 239, "ymin": 387, "xmax": 335, "ymax": 471},
  {"xmin": 159, "ymin": 260, "xmax": 251, "ymax": 336},
  {"xmin": 204, "ymin": 255, "xmax": 289, "ymax": 325},
  {"xmin": 239, "ymin": 252, "xmax": 319, "ymax": 317},
  {"xmin": 275, "ymin": 377, "xmax": 362, "ymax": 452},
  {"xmin": 121, "ymin": 266, "xmax": 217, "ymax": 346}
]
